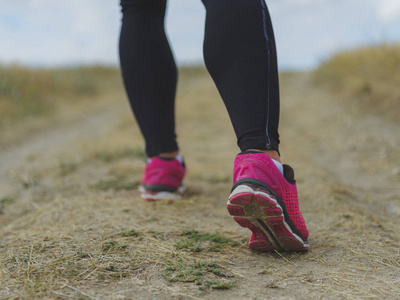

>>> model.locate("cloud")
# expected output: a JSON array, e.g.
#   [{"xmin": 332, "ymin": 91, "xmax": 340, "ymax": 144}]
[
  {"xmin": 0, "ymin": 0, "xmax": 120, "ymax": 66},
  {"xmin": 269, "ymin": 0, "xmax": 400, "ymax": 69},
  {"xmin": 0, "ymin": 0, "xmax": 399, "ymax": 69},
  {"xmin": 376, "ymin": 0, "xmax": 400, "ymax": 22}
]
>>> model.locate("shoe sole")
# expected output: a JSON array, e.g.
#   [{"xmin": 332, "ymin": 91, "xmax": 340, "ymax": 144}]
[
  {"xmin": 227, "ymin": 183, "xmax": 309, "ymax": 252},
  {"xmin": 139, "ymin": 185, "xmax": 185, "ymax": 202}
]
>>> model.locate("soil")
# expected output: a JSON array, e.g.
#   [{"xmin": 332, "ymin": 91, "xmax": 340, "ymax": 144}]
[{"xmin": 0, "ymin": 71, "xmax": 399, "ymax": 299}]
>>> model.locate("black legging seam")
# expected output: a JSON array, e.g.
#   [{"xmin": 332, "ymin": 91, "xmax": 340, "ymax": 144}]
[{"xmin": 260, "ymin": 0, "xmax": 272, "ymax": 149}]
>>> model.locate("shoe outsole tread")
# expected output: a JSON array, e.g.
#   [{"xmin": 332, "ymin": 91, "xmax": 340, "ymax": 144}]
[{"xmin": 228, "ymin": 183, "xmax": 309, "ymax": 252}]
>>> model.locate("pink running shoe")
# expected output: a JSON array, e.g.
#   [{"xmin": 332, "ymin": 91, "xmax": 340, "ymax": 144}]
[
  {"xmin": 139, "ymin": 156, "xmax": 186, "ymax": 201},
  {"xmin": 227, "ymin": 152, "xmax": 309, "ymax": 251}
]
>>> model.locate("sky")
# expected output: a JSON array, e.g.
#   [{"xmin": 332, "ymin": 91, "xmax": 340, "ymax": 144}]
[{"xmin": 1, "ymin": 0, "xmax": 400, "ymax": 70}]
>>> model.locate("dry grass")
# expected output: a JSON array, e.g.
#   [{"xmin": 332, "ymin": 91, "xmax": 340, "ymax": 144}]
[
  {"xmin": 313, "ymin": 44, "xmax": 400, "ymax": 122},
  {"xmin": 0, "ymin": 65, "xmax": 120, "ymax": 123},
  {"xmin": 1, "ymin": 62, "xmax": 399, "ymax": 299},
  {"xmin": 0, "ymin": 65, "xmax": 124, "ymax": 148}
]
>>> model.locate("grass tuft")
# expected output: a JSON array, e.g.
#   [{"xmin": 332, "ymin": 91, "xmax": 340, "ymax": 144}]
[
  {"xmin": 102, "ymin": 240, "xmax": 117, "ymax": 251},
  {"xmin": 204, "ymin": 279, "xmax": 238, "ymax": 289},
  {"xmin": 59, "ymin": 160, "xmax": 79, "ymax": 177},
  {"xmin": 77, "ymin": 248, "xmax": 92, "ymax": 259},
  {"xmin": 121, "ymin": 229, "xmax": 140, "ymax": 237},
  {"xmin": 174, "ymin": 230, "xmax": 240, "ymax": 252},
  {"xmin": 174, "ymin": 240, "xmax": 204, "ymax": 252},
  {"xmin": 314, "ymin": 44, "xmax": 400, "ymax": 121},
  {"xmin": 163, "ymin": 259, "xmax": 236, "ymax": 290},
  {"xmin": 0, "ymin": 196, "xmax": 15, "ymax": 214}
]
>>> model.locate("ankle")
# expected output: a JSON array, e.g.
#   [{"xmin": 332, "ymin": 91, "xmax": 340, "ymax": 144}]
[
  {"xmin": 157, "ymin": 150, "xmax": 180, "ymax": 159},
  {"xmin": 246, "ymin": 149, "xmax": 280, "ymax": 162}
]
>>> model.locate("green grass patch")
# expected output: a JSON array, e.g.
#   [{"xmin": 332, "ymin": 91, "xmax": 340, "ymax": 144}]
[
  {"xmin": 59, "ymin": 159, "xmax": 79, "ymax": 176},
  {"xmin": 204, "ymin": 279, "xmax": 238, "ymax": 289},
  {"xmin": 175, "ymin": 240, "xmax": 204, "ymax": 252},
  {"xmin": 174, "ymin": 230, "xmax": 240, "ymax": 252},
  {"xmin": 0, "ymin": 196, "xmax": 14, "ymax": 205},
  {"xmin": 102, "ymin": 240, "xmax": 117, "ymax": 251},
  {"xmin": 77, "ymin": 248, "xmax": 92, "ymax": 259},
  {"xmin": 121, "ymin": 229, "xmax": 140, "ymax": 237},
  {"xmin": 0, "ymin": 196, "xmax": 15, "ymax": 213},
  {"xmin": 163, "ymin": 259, "xmax": 237, "ymax": 290},
  {"xmin": 102, "ymin": 240, "xmax": 129, "ymax": 252}
]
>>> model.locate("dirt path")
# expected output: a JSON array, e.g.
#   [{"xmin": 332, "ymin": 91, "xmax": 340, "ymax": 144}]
[
  {"xmin": 1, "ymin": 71, "xmax": 399, "ymax": 299},
  {"xmin": 0, "ymin": 101, "xmax": 122, "ymax": 203}
]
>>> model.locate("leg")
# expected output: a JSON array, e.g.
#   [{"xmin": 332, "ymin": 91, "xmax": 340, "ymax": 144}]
[
  {"xmin": 203, "ymin": 0, "xmax": 280, "ymax": 155},
  {"xmin": 119, "ymin": 0, "xmax": 186, "ymax": 201},
  {"xmin": 202, "ymin": 0, "xmax": 309, "ymax": 251},
  {"xmin": 119, "ymin": 0, "xmax": 178, "ymax": 157}
]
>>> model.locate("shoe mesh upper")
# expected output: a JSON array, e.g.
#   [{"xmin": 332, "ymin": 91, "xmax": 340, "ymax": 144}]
[
  {"xmin": 142, "ymin": 157, "xmax": 185, "ymax": 189},
  {"xmin": 233, "ymin": 153, "xmax": 309, "ymax": 239}
]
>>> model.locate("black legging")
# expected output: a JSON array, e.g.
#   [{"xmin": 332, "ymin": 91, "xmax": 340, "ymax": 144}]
[{"xmin": 119, "ymin": 0, "xmax": 280, "ymax": 157}]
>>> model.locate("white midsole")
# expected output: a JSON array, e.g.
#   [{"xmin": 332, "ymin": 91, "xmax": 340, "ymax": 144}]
[
  {"xmin": 228, "ymin": 184, "xmax": 277, "ymax": 204},
  {"xmin": 139, "ymin": 185, "xmax": 185, "ymax": 201}
]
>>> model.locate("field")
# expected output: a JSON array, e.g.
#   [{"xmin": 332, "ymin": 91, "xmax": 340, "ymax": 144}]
[{"xmin": 1, "ymin": 46, "xmax": 399, "ymax": 299}]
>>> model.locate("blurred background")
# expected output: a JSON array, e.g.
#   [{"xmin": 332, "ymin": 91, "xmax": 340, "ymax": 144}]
[
  {"xmin": 1, "ymin": 0, "xmax": 399, "ymax": 132},
  {"xmin": 1, "ymin": 0, "xmax": 400, "ymax": 70},
  {"xmin": 1, "ymin": 2, "xmax": 400, "ymax": 298}
]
